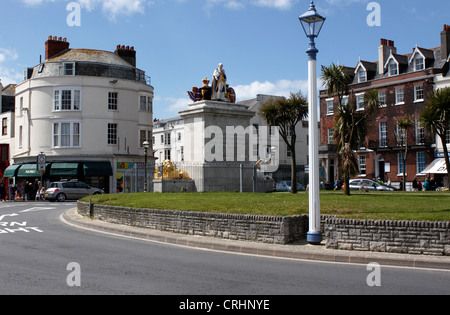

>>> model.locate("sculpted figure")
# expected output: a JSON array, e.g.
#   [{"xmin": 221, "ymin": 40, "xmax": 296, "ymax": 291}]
[{"xmin": 212, "ymin": 63, "xmax": 228, "ymax": 101}]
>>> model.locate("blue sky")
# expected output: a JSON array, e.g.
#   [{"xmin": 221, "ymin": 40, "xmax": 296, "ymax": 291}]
[{"xmin": 0, "ymin": 0, "xmax": 449, "ymax": 119}]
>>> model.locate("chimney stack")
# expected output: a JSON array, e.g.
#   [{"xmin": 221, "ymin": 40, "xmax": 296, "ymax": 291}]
[
  {"xmin": 378, "ymin": 38, "xmax": 397, "ymax": 75},
  {"xmin": 45, "ymin": 35, "xmax": 70, "ymax": 60},
  {"xmin": 115, "ymin": 45, "xmax": 136, "ymax": 68},
  {"xmin": 441, "ymin": 24, "xmax": 450, "ymax": 60}
]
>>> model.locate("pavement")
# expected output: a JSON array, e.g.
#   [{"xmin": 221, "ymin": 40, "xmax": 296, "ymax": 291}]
[{"xmin": 61, "ymin": 208, "xmax": 450, "ymax": 271}]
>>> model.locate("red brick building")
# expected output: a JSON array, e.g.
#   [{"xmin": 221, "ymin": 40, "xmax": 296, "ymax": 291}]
[{"xmin": 319, "ymin": 26, "xmax": 450, "ymax": 190}]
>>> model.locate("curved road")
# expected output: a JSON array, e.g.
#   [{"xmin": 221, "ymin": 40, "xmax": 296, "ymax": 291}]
[{"xmin": 0, "ymin": 202, "xmax": 449, "ymax": 297}]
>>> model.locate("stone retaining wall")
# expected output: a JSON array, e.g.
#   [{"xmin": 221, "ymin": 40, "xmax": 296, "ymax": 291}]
[
  {"xmin": 324, "ymin": 217, "xmax": 450, "ymax": 256},
  {"xmin": 77, "ymin": 201, "xmax": 308, "ymax": 245},
  {"xmin": 77, "ymin": 202, "xmax": 449, "ymax": 255}
]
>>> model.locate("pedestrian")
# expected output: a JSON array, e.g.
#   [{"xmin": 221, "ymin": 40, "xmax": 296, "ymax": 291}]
[
  {"xmin": 0, "ymin": 181, "xmax": 5, "ymax": 201},
  {"xmin": 412, "ymin": 178, "xmax": 418, "ymax": 191},
  {"xmin": 39, "ymin": 187, "xmax": 46, "ymax": 200},
  {"xmin": 423, "ymin": 178, "xmax": 430, "ymax": 191},
  {"xmin": 417, "ymin": 180, "xmax": 422, "ymax": 191}
]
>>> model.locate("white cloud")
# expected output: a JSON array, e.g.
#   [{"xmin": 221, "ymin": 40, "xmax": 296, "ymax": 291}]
[
  {"xmin": 234, "ymin": 79, "xmax": 309, "ymax": 101},
  {"xmin": 0, "ymin": 48, "xmax": 21, "ymax": 85},
  {"xmin": 78, "ymin": 0, "xmax": 147, "ymax": 19}
]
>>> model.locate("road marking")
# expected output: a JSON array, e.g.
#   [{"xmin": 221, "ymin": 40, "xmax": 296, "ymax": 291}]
[
  {"xmin": 20, "ymin": 207, "xmax": 56, "ymax": 213},
  {"xmin": 0, "ymin": 213, "xmax": 19, "ymax": 221}
]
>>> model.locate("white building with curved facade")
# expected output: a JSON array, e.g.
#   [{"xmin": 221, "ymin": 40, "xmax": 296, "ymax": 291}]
[{"xmin": 9, "ymin": 36, "xmax": 154, "ymax": 194}]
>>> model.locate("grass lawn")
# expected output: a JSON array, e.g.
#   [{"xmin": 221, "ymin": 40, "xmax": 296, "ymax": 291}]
[{"xmin": 81, "ymin": 191, "xmax": 450, "ymax": 222}]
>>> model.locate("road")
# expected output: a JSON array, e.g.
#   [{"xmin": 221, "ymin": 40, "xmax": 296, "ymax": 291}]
[{"xmin": 0, "ymin": 202, "xmax": 449, "ymax": 297}]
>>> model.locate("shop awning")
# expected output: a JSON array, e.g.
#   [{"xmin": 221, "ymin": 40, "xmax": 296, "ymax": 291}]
[
  {"xmin": 3, "ymin": 165, "xmax": 21, "ymax": 178},
  {"xmin": 422, "ymin": 158, "xmax": 448, "ymax": 174},
  {"xmin": 17, "ymin": 164, "xmax": 41, "ymax": 177},
  {"xmin": 50, "ymin": 163, "xmax": 80, "ymax": 176},
  {"xmin": 83, "ymin": 162, "xmax": 113, "ymax": 177}
]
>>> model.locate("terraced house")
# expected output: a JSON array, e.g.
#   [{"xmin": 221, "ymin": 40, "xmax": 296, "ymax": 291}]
[
  {"xmin": 319, "ymin": 25, "xmax": 450, "ymax": 190},
  {"xmin": 6, "ymin": 36, "xmax": 155, "ymax": 194}
]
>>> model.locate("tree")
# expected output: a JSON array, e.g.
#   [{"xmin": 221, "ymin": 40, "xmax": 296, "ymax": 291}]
[
  {"xmin": 394, "ymin": 116, "xmax": 414, "ymax": 191},
  {"xmin": 420, "ymin": 87, "xmax": 450, "ymax": 187},
  {"xmin": 321, "ymin": 63, "xmax": 380, "ymax": 195},
  {"xmin": 259, "ymin": 92, "xmax": 309, "ymax": 194}
]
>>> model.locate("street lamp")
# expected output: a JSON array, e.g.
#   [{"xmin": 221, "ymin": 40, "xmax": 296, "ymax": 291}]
[
  {"xmin": 143, "ymin": 141, "xmax": 150, "ymax": 192},
  {"xmin": 299, "ymin": 0, "xmax": 325, "ymax": 245}
]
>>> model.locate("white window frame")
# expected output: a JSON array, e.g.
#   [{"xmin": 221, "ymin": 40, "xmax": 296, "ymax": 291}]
[
  {"xmin": 414, "ymin": 85, "xmax": 424, "ymax": 102},
  {"xmin": 416, "ymin": 152, "xmax": 426, "ymax": 175},
  {"xmin": 357, "ymin": 68, "xmax": 367, "ymax": 83},
  {"xmin": 327, "ymin": 128, "xmax": 334, "ymax": 145},
  {"xmin": 54, "ymin": 87, "xmax": 82, "ymax": 111},
  {"xmin": 388, "ymin": 60, "xmax": 398, "ymax": 76},
  {"xmin": 414, "ymin": 56, "xmax": 424, "ymax": 71},
  {"xmin": 63, "ymin": 62, "xmax": 75, "ymax": 76},
  {"xmin": 395, "ymin": 87, "xmax": 404, "ymax": 105},
  {"xmin": 356, "ymin": 93, "xmax": 365, "ymax": 111},
  {"xmin": 378, "ymin": 91, "xmax": 387, "ymax": 107},
  {"xmin": 397, "ymin": 153, "xmax": 406, "ymax": 176},
  {"xmin": 379, "ymin": 121, "xmax": 387, "ymax": 147},
  {"xmin": 326, "ymin": 98, "xmax": 334, "ymax": 115},
  {"xmin": 358, "ymin": 155, "xmax": 367, "ymax": 176},
  {"xmin": 52, "ymin": 121, "xmax": 81, "ymax": 148},
  {"xmin": 139, "ymin": 94, "xmax": 153, "ymax": 112},
  {"xmin": 415, "ymin": 117, "xmax": 425, "ymax": 145}
]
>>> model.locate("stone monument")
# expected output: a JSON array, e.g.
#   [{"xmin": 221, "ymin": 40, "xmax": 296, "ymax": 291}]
[{"xmin": 180, "ymin": 63, "xmax": 262, "ymax": 192}]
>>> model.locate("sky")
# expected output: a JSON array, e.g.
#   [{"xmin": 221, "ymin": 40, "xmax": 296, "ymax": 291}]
[{"xmin": 0, "ymin": 0, "xmax": 449, "ymax": 119}]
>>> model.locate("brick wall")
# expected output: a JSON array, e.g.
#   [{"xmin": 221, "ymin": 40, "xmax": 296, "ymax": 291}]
[
  {"xmin": 77, "ymin": 201, "xmax": 308, "ymax": 245},
  {"xmin": 325, "ymin": 217, "xmax": 450, "ymax": 256}
]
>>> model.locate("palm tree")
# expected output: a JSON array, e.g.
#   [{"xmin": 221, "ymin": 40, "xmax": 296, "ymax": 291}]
[
  {"xmin": 420, "ymin": 87, "xmax": 450, "ymax": 187},
  {"xmin": 321, "ymin": 63, "xmax": 380, "ymax": 195},
  {"xmin": 260, "ymin": 92, "xmax": 309, "ymax": 194},
  {"xmin": 395, "ymin": 116, "xmax": 414, "ymax": 191}
]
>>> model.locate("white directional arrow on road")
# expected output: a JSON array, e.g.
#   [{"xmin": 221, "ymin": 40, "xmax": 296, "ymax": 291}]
[
  {"xmin": 20, "ymin": 207, "xmax": 56, "ymax": 213},
  {"xmin": 0, "ymin": 213, "xmax": 19, "ymax": 221}
]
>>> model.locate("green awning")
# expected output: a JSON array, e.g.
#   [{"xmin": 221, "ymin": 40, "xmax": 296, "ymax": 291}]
[
  {"xmin": 83, "ymin": 162, "xmax": 113, "ymax": 176},
  {"xmin": 17, "ymin": 164, "xmax": 40, "ymax": 177},
  {"xmin": 3, "ymin": 165, "xmax": 21, "ymax": 178},
  {"xmin": 50, "ymin": 163, "xmax": 80, "ymax": 176}
]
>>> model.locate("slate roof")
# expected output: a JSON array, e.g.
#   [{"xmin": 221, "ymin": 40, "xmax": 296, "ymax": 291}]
[{"xmin": 46, "ymin": 49, "xmax": 133, "ymax": 67}]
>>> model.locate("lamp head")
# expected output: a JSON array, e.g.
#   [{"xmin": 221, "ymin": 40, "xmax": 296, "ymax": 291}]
[{"xmin": 299, "ymin": 1, "xmax": 326, "ymax": 38}]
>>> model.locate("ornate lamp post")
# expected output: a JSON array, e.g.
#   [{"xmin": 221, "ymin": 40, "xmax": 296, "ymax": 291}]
[
  {"xmin": 299, "ymin": 1, "xmax": 326, "ymax": 245},
  {"xmin": 143, "ymin": 141, "xmax": 150, "ymax": 192}
]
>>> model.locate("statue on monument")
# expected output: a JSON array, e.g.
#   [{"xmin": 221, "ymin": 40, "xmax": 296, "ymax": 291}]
[
  {"xmin": 212, "ymin": 63, "xmax": 228, "ymax": 101},
  {"xmin": 187, "ymin": 63, "xmax": 236, "ymax": 103}
]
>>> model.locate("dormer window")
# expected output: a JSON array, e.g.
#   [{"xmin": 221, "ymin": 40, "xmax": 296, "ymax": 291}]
[
  {"xmin": 388, "ymin": 60, "xmax": 398, "ymax": 76},
  {"xmin": 357, "ymin": 69, "xmax": 367, "ymax": 83},
  {"xmin": 414, "ymin": 55, "xmax": 424, "ymax": 71},
  {"xmin": 63, "ymin": 62, "xmax": 75, "ymax": 76}
]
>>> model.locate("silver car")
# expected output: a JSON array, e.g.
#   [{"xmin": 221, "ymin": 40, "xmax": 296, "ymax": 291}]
[
  {"xmin": 348, "ymin": 179, "xmax": 394, "ymax": 191},
  {"xmin": 45, "ymin": 180, "xmax": 104, "ymax": 202}
]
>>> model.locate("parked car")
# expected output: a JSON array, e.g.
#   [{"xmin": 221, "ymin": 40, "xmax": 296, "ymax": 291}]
[
  {"xmin": 45, "ymin": 180, "xmax": 104, "ymax": 202},
  {"xmin": 275, "ymin": 180, "xmax": 305, "ymax": 192},
  {"xmin": 348, "ymin": 179, "xmax": 395, "ymax": 191}
]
